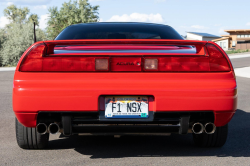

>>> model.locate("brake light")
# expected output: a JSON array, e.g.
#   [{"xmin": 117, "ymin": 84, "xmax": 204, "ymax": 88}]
[
  {"xmin": 42, "ymin": 57, "xmax": 97, "ymax": 71},
  {"xmin": 20, "ymin": 44, "xmax": 46, "ymax": 71},
  {"xmin": 19, "ymin": 43, "xmax": 109, "ymax": 72},
  {"xmin": 144, "ymin": 44, "xmax": 231, "ymax": 72},
  {"xmin": 206, "ymin": 43, "xmax": 230, "ymax": 71},
  {"xmin": 19, "ymin": 42, "xmax": 231, "ymax": 72},
  {"xmin": 156, "ymin": 57, "xmax": 210, "ymax": 71}
]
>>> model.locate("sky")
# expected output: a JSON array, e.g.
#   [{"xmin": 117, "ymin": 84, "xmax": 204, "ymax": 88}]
[{"xmin": 0, "ymin": 0, "xmax": 250, "ymax": 36}]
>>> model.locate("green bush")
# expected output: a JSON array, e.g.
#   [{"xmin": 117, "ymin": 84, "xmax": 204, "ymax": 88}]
[
  {"xmin": 225, "ymin": 49, "xmax": 250, "ymax": 54},
  {"xmin": 0, "ymin": 23, "xmax": 46, "ymax": 66},
  {"xmin": 0, "ymin": 4, "xmax": 46, "ymax": 67},
  {"xmin": 0, "ymin": 29, "xmax": 6, "ymax": 66},
  {"xmin": 46, "ymin": 0, "xmax": 99, "ymax": 39},
  {"xmin": 0, "ymin": 0, "xmax": 99, "ymax": 66}
]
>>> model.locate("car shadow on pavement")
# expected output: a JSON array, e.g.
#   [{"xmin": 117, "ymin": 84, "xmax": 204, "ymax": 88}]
[{"xmin": 48, "ymin": 109, "xmax": 250, "ymax": 158}]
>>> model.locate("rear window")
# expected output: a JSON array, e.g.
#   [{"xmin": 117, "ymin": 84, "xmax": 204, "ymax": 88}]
[{"xmin": 55, "ymin": 23, "xmax": 183, "ymax": 40}]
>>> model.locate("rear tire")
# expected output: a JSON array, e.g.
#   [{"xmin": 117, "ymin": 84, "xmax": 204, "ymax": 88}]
[
  {"xmin": 193, "ymin": 124, "xmax": 228, "ymax": 147},
  {"xmin": 15, "ymin": 118, "xmax": 49, "ymax": 149}
]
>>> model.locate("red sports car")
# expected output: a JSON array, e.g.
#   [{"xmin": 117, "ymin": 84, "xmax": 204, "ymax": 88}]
[{"xmin": 13, "ymin": 22, "xmax": 237, "ymax": 149}]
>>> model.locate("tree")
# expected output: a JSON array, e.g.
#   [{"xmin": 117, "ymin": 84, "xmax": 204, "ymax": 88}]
[
  {"xmin": 0, "ymin": 5, "xmax": 46, "ymax": 66},
  {"xmin": 4, "ymin": 5, "xmax": 39, "ymax": 26},
  {"xmin": 0, "ymin": 29, "xmax": 6, "ymax": 66},
  {"xmin": 0, "ymin": 23, "xmax": 47, "ymax": 66},
  {"xmin": 28, "ymin": 14, "xmax": 39, "ymax": 26},
  {"xmin": 46, "ymin": 0, "xmax": 99, "ymax": 39}
]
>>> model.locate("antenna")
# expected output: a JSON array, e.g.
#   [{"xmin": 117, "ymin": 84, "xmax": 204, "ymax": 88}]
[{"xmin": 33, "ymin": 22, "xmax": 36, "ymax": 43}]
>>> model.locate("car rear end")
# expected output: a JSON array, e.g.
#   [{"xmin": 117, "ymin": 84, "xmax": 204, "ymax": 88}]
[{"xmin": 13, "ymin": 24, "xmax": 237, "ymax": 149}]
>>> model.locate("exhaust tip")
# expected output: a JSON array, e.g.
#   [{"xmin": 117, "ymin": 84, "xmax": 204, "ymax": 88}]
[
  {"xmin": 48, "ymin": 123, "xmax": 60, "ymax": 134},
  {"xmin": 204, "ymin": 123, "xmax": 216, "ymax": 134},
  {"xmin": 192, "ymin": 122, "xmax": 204, "ymax": 134},
  {"xmin": 36, "ymin": 123, "xmax": 47, "ymax": 135}
]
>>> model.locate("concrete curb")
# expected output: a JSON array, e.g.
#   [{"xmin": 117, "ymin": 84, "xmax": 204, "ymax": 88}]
[
  {"xmin": 234, "ymin": 67, "xmax": 250, "ymax": 78},
  {"xmin": 0, "ymin": 67, "xmax": 16, "ymax": 71},
  {"xmin": 229, "ymin": 54, "xmax": 250, "ymax": 59}
]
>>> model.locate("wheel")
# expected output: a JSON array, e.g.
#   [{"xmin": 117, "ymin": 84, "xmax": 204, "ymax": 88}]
[
  {"xmin": 193, "ymin": 124, "xmax": 228, "ymax": 147},
  {"xmin": 15, "ymin": 118, "xmax": 49, "ymax": 149}
]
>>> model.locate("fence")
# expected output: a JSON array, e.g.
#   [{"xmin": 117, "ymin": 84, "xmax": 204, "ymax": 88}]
[{"xmin": 235, "ymin": 43, "xmax": 250, "ymax": 50}]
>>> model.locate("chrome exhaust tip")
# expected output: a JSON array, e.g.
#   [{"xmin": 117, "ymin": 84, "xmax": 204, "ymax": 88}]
[
  {"xmin": 48, "ymin": 123, "xmax": 60, "ymax": 134},
  {"xmin": 204, "ymin": 123, "xmax": 216, "ymax": 134},
  {"xmin": 36, "ymin": 123, "xmax": 47, "ymax": 135},
  {"xmin": 192, "ymin": 122, "xmax": 204, "ymax": 134}
]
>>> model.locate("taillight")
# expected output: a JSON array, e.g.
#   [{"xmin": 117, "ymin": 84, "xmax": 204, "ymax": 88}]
[
  {"xmin": 156, "ymin": 57, "xmax": 210, "ymax": 71},
  {"xmin": 19, "ymin": 43, "xmax": 231, "ymax": 72},
  {"xmin": 144, "ymin": 44, "xmax": 231, "ymax": 72},
  {"xmin": 206, "ymin": 43, "xmax": 230, "ymax": 71},
  {"xmin": 20, "ymin": 44, "xmax": 46, "ymax": 71},
  {"xmin": 19, "ymin": 43, "xmax": 109, "ymax": 72},
  {"xmin": 42, "ymin": 57, "xmax": 98, "ymax": 72}
]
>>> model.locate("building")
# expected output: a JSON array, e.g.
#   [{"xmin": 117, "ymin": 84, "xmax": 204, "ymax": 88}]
[
  {"xmin": 212, "ymin": 29, "xmax": 250, "ymax": 50},
  {"xmin": 186, "ymin": 32, "xmax": 221, "ymax": 41},
  {"xmin": 213, "ymin": 37, "xmax": 231, "ymax": 50}
]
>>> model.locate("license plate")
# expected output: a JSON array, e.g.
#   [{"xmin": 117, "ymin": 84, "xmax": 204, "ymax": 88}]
[{"xmin": 105, "ymin": 96, "xmax": 148, "ymax": 118}]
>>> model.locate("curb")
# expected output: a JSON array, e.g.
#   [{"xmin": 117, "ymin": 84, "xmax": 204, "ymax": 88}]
[
  {"xmin": 229, "ymin": 54, "xmax": 250, "ymax": 59},
  {"xmin": 0, "ymin": 67, "xmax": 16, "ymax": 71}
]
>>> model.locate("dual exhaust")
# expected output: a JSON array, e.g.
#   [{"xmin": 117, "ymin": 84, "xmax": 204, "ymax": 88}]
[
  {"xmin": 37, "ymin": 122, "xmax": 215, "ymax": 135},
  {"xmin": 36, "ymin": 123, "xmax": 60, "ymax": 135},
  {"xmin": 192, "ymin": 122, "xmax": 216, "ymax": 134}
]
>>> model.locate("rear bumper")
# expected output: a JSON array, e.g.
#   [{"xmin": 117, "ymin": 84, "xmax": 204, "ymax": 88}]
[{"xmin": 13, "ymin": 71, "xmax": 237, "ymax": 128}]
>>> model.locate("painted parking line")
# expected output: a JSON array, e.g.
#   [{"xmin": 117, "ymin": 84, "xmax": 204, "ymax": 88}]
[
  {"xmin": 235, "ymin": 67, "xmax": 250, "ymax": 79},
  {"xmin": 229, "ymin": 54, "xmax": 250, "ymax": 59},
  {"xmin": 0, "ymin": 67, "xmax": 16, "ymax": 71}
]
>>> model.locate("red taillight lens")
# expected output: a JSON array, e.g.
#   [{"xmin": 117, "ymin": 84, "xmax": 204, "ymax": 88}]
[
  {"xmin": 42, "ymin": 57, "xmax": 97, "ymax": 71},
  {"xmin": 206, "ymin": 43, "xmax": 230, "ymax": 71},
  {"xmin": 19, "ymin": 44, "xmax": 109, "ymax": 72},
  {"xmin": 144, "ymin": 57, "xmax": 210, "ymax": 72},
  {"xmin": 144, "ymin": 44, "xmax": 231, "ymax": 72},
  {"xmin": 159, "ymin": 57, "xmax": 210, "ymax": 71},
  {"xmin": 20, "ymin": 44, "xmax": 46, "ymax": 71},
  {"xmin": 20, "ymin": 43, "xmax": 231, "ymax": 72}
]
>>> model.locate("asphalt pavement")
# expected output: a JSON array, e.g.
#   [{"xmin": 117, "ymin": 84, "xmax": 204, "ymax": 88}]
[{"xmin": 0, "ymin": 56, "xmax": 250, "ymax": 166}]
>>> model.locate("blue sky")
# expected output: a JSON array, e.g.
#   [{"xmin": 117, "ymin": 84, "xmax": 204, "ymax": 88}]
[{"xmin": 0, "ymin": 0, "xmax": 249, "ymax": 36}]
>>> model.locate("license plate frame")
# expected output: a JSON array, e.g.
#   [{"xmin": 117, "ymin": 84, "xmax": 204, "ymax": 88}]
[{"xmin": 104, "ymin": 96, "xmax": 149, "ymax": 119}]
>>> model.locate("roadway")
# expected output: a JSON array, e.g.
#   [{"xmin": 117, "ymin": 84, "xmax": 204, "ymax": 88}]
[{"xmin": 0, "ymin": 55, "xmax": 249, "ymax": 165}]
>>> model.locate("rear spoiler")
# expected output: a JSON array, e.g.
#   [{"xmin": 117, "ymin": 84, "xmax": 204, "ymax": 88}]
[{"xmin": 43, "ymin": 39, "xmax": 208, "ymax": 56}]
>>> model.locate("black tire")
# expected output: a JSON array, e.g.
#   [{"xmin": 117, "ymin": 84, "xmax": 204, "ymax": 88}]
[
  {"xmin": 15, "ymin": 118, "xmax": 49, "ymax": 149},
  {"xmin": 193, "ymin": 124, "xmax": 228, "ymax": 147}
]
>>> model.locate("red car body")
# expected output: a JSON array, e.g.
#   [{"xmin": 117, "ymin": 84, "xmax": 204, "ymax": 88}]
[
  {"xmin": 13, "ymin": 23, "xmax": 237, "ymax": 149},
  {"xmin": 13, "ymin": 39, "xmax": 237, "ymax": 128}
]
